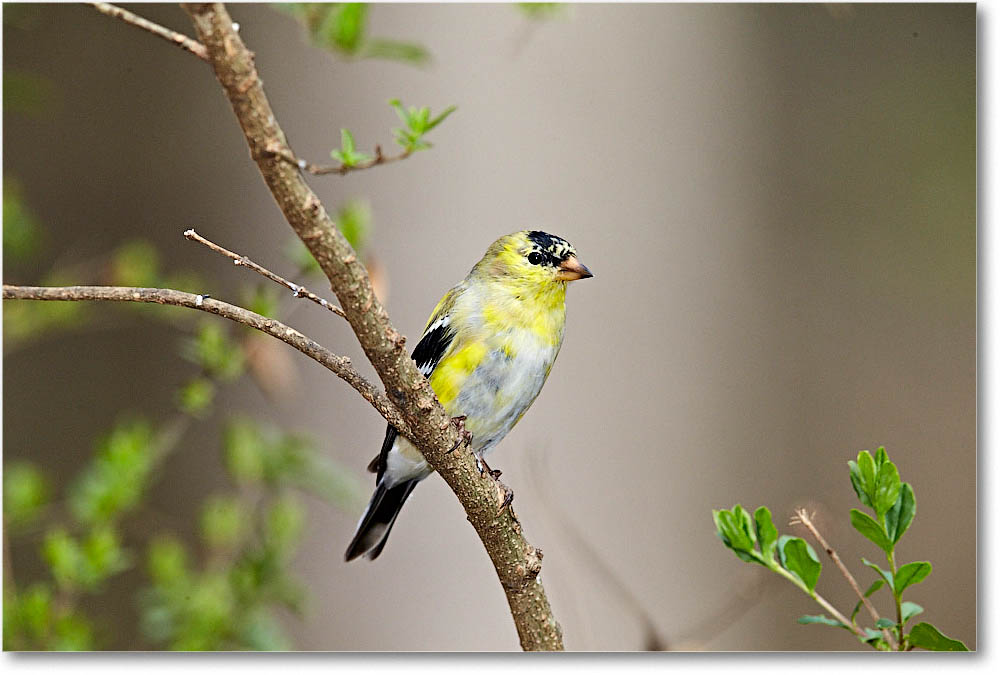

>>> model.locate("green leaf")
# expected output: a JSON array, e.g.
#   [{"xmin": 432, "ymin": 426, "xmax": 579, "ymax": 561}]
[
  {"xmin": 68, "ymin": 420, "xmax": 156, "ymax": 525},
  {"xmin": 111, "ymin": 240, "xmax": 161, "ymax": 287},
  {"xmin": 860, "ymin": 627, "xmax": 885, "ymax": 646},
  {"xmin": 200, "ymin": 495, "xmax": 246, "ymax": 550},
  {"xmin": 3, "ymin": 461, "xmax": 49, "ymax": 528},
  {"xmin": 388, "ymin": 98, "xmax": 408, "ymax": 125},
  {"xmin": 331, "ymin": 128, "xmax": 372, "ymax": 167},
  {"xmin": 850, "ymin": 508, "xmax": 893, "ymax": 554},
  {"xmin": 798, "ymin": 614, "xmax": 847, "ymax": 628},
  {"xmin": 907, "ymin": 622, "xmax": 969, "ymax": 651},
  {"xmin": 264, "ymin": 495, "xmax": 306, "ymax": 553},
  {"xmin": 851, "ymin": 579, "xmax": 885, "ymax": 623},
  {"xmin": 81, "ymin": 525, "xmax": 131, "ymax": 584},
  {"xmin": 341, "ymin": 127, "xmax": 355, "ymax": 154},
  {"xmin": 778, "ymin": 536, "xmax": 821, "ymax": 592},
  {"xmin": 324, "ymin": 3, "xmax": 368, "ymax": 54},
  {"xmin": 425, "ymin": 104, "xmax": 457, "ymax": 132},
  {"xmin": 848, "ymin": 455, "xmax": 873, "ymax": 510},
  {"xmin": 182, "ymin": 321, "xmax": 245, "ymax": 380},
  {"xmin": 3, "ymin": 177, "xmax": 45, "ymax": 263},
  {"xmin": 177, "ymin": 377, "xmax": 215, "ymax": 417},
  {"xmin": 874, "ymin": 446, "xmax": 889, "ymax": 468},
  {"xmin": 862, "ymin": 558, "xmax": 894, "ymax": 591},
  {"xmin": 885, "ymin": 482, "xmax": 916, "ymax": 544},
  {"xmin": 42, "ymin": 529, "xmax": 82, "ymax": 590},
  {"xmin": 224, "ymin": 418, "xmax": 267, "ymax": 484},
  {"xmin": 753, "ymin": 506, "xmax": 778, "ymax": 562},
  {"xmin": 901, "ymin": 601, "xmax": 924, "ymax": 625},
  {"xmin": 712, "ymin": 508, "xmax": 757, "ymax": 563},
  {"xmin": 893, "ymin": 561, "xmax": 931, "ymax": 595},
  {"xmin": 874, "ymin": 617, "xmax": 896, "ymax": 629},
  {"xmin": 147, "ymin": 535, "xmax": 189, "ymax": 588},
  {"xmin": 872, "ymin": 458, "xmax": 902, "ymax": 517}
]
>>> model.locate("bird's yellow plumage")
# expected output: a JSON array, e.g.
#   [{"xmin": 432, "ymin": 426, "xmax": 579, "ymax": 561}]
[{"xmin": 345, "ymin": 230, "xmax": 592, "ymax": 561}]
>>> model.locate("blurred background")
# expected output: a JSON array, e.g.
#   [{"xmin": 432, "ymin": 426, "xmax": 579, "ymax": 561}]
[{"xmin": 3, "ymin": 3, "xmax": 975, "ymax": 651}]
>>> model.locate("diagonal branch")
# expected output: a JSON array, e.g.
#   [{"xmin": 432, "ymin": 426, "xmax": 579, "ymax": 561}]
[
  {"xmin": 183, "ymin": 228, "xmax": 347, "ymax": 319},
  {"xmin": 90, "ymin": 3, "xmax": 209, "ymax": 61},
  {"xmin": 2, "ymin": 284, "xmax": 409, "ymax": 436},
  {"xmin": 182, "ymin": 2, "xmax": 563, "ymax": 650}
]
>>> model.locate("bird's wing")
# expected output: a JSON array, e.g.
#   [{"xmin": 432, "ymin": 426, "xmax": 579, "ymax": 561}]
[{"xmin": 370, "ymin": 286, "xmax": 461, "ymax": 482}]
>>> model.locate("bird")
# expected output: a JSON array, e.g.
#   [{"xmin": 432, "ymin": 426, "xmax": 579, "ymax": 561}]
[{"xmin": 345, "ymin": 230, "xmax": 593, "ymax": 561}]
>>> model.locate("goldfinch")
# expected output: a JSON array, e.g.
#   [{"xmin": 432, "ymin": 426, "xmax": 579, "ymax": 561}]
[{"xmin": 345, "ymin": 230, "xmax": 592, "ymax": 561}]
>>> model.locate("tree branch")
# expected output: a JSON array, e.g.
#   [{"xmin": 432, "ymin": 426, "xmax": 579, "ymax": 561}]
[
  {"xmin": 2, "ymin": 284, "xmax": 409, "ymax": 436},
  {"xmin": 183, "ymin": 228, "xmax": 347, "ymax": 319},
  {"xmin": 264, "ymin": 141, "xmax": 413, "ymax": 177},
  {"xmin": 181, "ymin": 2, "xmax": 562, "ymax": 650},
  {"xmin": 90, "ymin": 3, "xmax": 209, "ymax": 61}
]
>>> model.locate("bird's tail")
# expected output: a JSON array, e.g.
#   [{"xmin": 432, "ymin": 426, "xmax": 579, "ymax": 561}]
[{"xmin": 344, "ymin": 479, "xmax": 418, "ymax": 561}]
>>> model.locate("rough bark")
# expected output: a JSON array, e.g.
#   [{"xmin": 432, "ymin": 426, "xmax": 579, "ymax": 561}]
[{"xmin": 180, "ymin": 3, "xmax": 563, "ymax": 650}]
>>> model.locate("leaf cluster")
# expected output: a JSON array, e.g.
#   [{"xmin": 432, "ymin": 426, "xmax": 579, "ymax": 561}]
[
  {"xmin": 389, "ymin": 99, "xmax": 457, "ymax": 153},
  {"xmin": 713, "ymin": 447, "xmax": 968, "ymax": 651}
]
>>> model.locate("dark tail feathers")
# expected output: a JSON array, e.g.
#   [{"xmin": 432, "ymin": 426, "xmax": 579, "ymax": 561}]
[{"xmin": 344, "ymin": 479, "xmax": 418, "ymax": 561}]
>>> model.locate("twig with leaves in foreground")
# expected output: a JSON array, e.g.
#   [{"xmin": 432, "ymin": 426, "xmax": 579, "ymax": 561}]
[
  {"xmin": 263, "ymin": 140, "xmax": 413, "ymax": 177},
  {"xmin": 713, "ymin": 447, "xmax": 969, "ymax": 651},
  {"xmin": 790, "ymin": 508, "xmax": 896, "ymax": 649}
]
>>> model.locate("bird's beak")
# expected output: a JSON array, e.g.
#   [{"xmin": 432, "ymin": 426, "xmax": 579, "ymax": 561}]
[{"xmin": 556, "ymin": 255, "xmax": 594, "ymax": 281}]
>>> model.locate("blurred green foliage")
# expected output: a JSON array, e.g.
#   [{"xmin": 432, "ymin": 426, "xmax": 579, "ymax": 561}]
[
  {"xmin": 5, "ymin": 221, "xmax": 364, "ymax": 649},
  {"xmin": 4, "ymin": 2, "xmax": 460, "ymax": 651},
  {"xmin": 280, "ymin": 3, "xmax": 430, "ymax": 66},
  {"xmin": 3, "ymin": 70, "xmax": 57, "ymax": 116},
  {"xmin": 3, "ymin": 177, "xmax": 45, "ymax": 263},
  {"xmin": 713, "ymin": 447, "xmax": 968, "ymax": 651},
  {"xmin": 4, "ymin": 462, "xmax": 50, "ymax": 530},
  {"xmin": 68, "ymin": 421, "xmax": 157, "ymax": 527},
  {"xmin": 5, "ymin": 410, "xmax": 363, "ymax": 650},
  {"xmin": 516, "ymin": 3, "xmax": 566, "ymax": 20}
]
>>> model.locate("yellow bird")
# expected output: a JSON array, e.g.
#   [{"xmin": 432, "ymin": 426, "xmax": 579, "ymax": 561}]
[{"xmin": 346, "ymin": 230, "xmax": 592, "ymax": 561}]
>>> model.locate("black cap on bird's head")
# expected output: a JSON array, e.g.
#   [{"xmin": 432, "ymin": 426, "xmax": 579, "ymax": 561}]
[{"xmin": 524, "ymin": 230, "xmax": 593, "ymax": 281}]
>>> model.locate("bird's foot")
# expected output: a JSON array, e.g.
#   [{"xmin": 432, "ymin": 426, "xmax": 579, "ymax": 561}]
[
  {"xmin": 474, "ymin": 451, "xmax": 501, "ymax": 478},
  {"xmin": 446, "ymin": 416, "xmax": 473, "ymax": 454},
  {"xmin": 496, "ymin": 481, "xmax": 515, "ymax": 516},
  {"xmin": 472, "ymin": 452, "xmax": 513, "ymax": 515}
]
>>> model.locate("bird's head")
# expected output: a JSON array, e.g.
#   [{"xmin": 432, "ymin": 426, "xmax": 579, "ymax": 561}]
[{"xmin": 474, "ymin": 230, "xmax": 593, "ymax": 288}]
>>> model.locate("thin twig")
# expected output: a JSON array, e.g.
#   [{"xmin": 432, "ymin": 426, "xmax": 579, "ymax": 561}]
[
  {"xmin": 263, "ymin": 140, "xmax": 413, "ymax": 176},
  {"xmin": 2, "ymin": 284, "xmax": 409, "ymax": 436},
  {"xmin": 792, "ymin": 508, "xmax": 898, "ymax": 650},
  {"xmin": 183, "ymin": 228, "xmax": 347, "ymax": 319},
  {"xmin": 90, "ymin": 3, "xmax": 209, "ymax": 61},
  {"xmin": 811, "ymin": 590, "xmax": 869, "ymax": 642}
]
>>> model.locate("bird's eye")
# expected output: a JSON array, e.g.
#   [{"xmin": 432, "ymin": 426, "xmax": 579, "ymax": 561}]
[{"xmin": 528, "ymin": 251, "xmax": 545, "ymax": 265}]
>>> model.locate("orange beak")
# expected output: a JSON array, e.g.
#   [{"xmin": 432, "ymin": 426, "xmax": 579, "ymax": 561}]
[{"xmin": 555, "ymin": 255, "xmax": 594, "ymax": 281}]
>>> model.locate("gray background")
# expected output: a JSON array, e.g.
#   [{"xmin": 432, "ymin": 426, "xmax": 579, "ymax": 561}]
[{"xmin": 3, "ymin": 3, "xmax": 975, "ymax": 650}]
